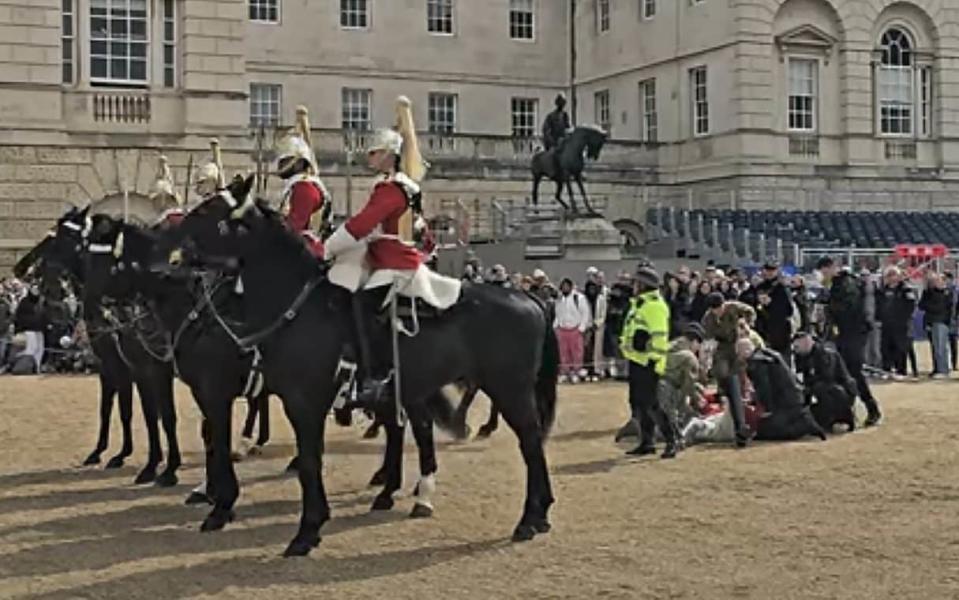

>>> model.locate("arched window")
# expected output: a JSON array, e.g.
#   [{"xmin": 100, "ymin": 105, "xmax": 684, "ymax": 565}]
[{"xmin": 876, "ymin": 26, "xmax": 932, "ymax": 137}]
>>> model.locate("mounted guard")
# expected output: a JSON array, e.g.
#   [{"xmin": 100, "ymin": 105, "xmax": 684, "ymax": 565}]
[
  {"xmin": 274, "ymin": 105, "xmax": 329, "ymax": 258},
  {"xmin": 151, "ymin": 155, "xmax": 185, "ymax": 228},
  {"xmin": 324, "ymin": 95, "xmax": 461, "ymax": 405}
]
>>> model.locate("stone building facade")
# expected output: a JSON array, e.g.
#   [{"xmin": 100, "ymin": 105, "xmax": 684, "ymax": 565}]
[{"xmin": 2, "ymin": 0, "xmax": 959, "ymax": 269}]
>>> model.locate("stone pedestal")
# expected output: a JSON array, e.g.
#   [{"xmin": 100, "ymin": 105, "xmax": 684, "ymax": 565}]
[{"xmin": 561, "ymin": 216, "xmax": 623, "ymax": 261}]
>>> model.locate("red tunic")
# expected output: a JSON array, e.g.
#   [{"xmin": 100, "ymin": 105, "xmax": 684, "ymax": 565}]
[
  {"xmin": 285, "ymin": 179, "xmax": 325, "ymax": 258},
  {"xmin": 345, "ymin": 181, "xmax": 422, "ymax": 270},
  {"xmin": 286, "ymin": 180, "xmax": 324, "ymax": 232},
  {"xmin": 157, "ymin": 208, "xmax": 185, "ymax": 228}
]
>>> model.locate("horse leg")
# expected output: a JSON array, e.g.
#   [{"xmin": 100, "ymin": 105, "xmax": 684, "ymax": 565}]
[
  {"xmin": 241, "ymin": 395, "xmax": 257, "ymax": 441},
  {"xmin": 185, "ymin": 420, "xmax": 214, "ymax": 506},
  {"xmin": 201, "ymin": 393, "xmax": 239, "ymax": 531},
  {"xmin": 484, "ymin": 380, "xmax": 553, "ymax": 542},
  {"xmin": 84, "ymin": 373, "xmax": 115, "ymax": 466},
  {"xmin": 282, "ymin": 391, "xmax": 332, "ymax": 557},
  {"xmin": 576, "ymin": 174, "xmax": 595, "ymax": 215},
  {"xmin": 134, "ymin": 382, "xmax": 162, "ymax": 485},
  {"xmin": 106, "ymin": 374, "xmax": 135, "ymax": 468},
  {"xmin": 477, "ymin": 405, "xmax": 500, "ymax": 439},
  {"xmin": 531, "ymin": 175, "xmax": 541, "ymax": 206},
  {"xmin": 154, "ymin": 373, "xmax": 181, "ymax": 488},
  {"xmin": 408, "ymin": 402, "xmax": 438, "ymax": 519},
  {"xmin": 566, "ymin": 179, "xmax": 579, "ymax": 214},
  {"xmin": 254, "ymin": 391, "xmax": 270, "ymax": 449},
  {"xmin": 371, "ymin": 403, "xmax": 403, "ymax": 510},
  {"xmin": 449, "ymin": 382, "xmax": 478, "ymax": 440}
]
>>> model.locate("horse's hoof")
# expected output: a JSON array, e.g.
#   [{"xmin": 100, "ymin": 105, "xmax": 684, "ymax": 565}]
[
  {"xmin": 533, "ymin": 519, "xmax": 552, "ymax": 534},
  {"xmin": 104, "ymin": 455, "xmax": 125, "ymax": 469},
  {"xmin": 285, "ymin": 457, "xmax": 300, "ymax": 473},
  {"xmin": 185, "ymin": 492, "xmax": 214, "ymax": 506},
  {"xmin": 452, "ymin": 425, "xmax": 471, "ymax": 441},
  {"xmin": 410, "ymin": 503, "xmax": 433, "ymax": 519},
  {"xmin": 282, "ymin": 535, "xmax": 320, "ymax": 558},
  {"xmin": 511, "ymin": 524, "xmax": 537, "ymax": 542},
  {"xmin": 200, "ymin": 509, "xmax": 234, "ymax": 532},
  {"xmin": 134, "ymin": 468, "xmax": 157, "ymax": 485},
  {"xmin": 155, "ymin": 471, "xmax": 178, "ymax": 488},
  {"xmin": 82, "ymin": 452, "xmax": 102, "ymax": 466},
  {"xmin": 368, "ymin": 469, "xmax": 386, "ymax": 487},
  {"xmin": 477, "ymin": 426, "xmax": 495, "ymax": 439},
  {"xmin": 371, "ymin": 494, "xmax": 394, "ymax": 511}
]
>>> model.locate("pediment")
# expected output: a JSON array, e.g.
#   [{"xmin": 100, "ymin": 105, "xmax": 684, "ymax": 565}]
[{"xmin": 776, "ymin": 24, "xmax": 838, "ymax": 62}]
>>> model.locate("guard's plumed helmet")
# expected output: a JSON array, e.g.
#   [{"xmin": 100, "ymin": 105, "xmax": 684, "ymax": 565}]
[
  {"xmin": 365, "ymin": 96, "xmax": 428, "ymax": 183},
  {"xmin": 274, "ymin": 105, "xmax": 316, "ymax": 176},
  {"xmin": 149, "ymin": 155, "xmax": 182, "ymax": 209},
  {"xmin": 194, "ymin": 138, "xmax": 226, "ymax": 197}
]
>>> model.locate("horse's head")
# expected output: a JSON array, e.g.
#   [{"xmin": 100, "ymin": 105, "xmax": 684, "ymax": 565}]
[
  {"xmin": 581, "ymin": 125, "xmax": 608, "ymax": 161},
  {"xmin": 163, "ymin": 173, "xmax": 258, "ymax": 271},
  {"xmin": 84, "ymin": 215, "xmax": 140, "ymax": 298}
]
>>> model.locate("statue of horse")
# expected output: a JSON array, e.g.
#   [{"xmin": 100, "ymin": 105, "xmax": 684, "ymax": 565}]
[{"xmin": 530, "ymin": 125, "xmax": 607, "ymax": 215}]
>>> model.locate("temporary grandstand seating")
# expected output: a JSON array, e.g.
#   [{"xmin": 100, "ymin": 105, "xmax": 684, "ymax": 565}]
[{"xmin": 646, "ymin": 207, "xmax": 959, "ymax": 266}]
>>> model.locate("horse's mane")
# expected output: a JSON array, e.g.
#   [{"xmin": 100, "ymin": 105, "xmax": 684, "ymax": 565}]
[{"xmin": 248, "ymin": 198, "xmax": 325, "ymax": 277}]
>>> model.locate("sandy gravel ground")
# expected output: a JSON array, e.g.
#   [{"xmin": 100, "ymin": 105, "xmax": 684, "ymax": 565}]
[{"xmin": 1, "ymin": 374, "xmax": 959, "ymax": 600}]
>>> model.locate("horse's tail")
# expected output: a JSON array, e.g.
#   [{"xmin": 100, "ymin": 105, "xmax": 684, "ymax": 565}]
[{"xmin": 535, "ymin": 318, "xmax": 560, "ymax": 438}]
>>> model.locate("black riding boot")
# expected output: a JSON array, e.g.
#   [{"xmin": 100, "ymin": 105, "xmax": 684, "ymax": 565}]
[{"xmin": 352, "ymin": 293, "xmax": 389, "ymax": 407}]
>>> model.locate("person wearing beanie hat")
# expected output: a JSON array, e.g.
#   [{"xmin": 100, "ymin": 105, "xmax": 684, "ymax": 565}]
[
  {"xmin": 554, "ymin": 278, "xmax": 591, "ymax": 383},
  {"xmin": 617, "ymin": 265, "xmax": 679, "ymax": 458}
]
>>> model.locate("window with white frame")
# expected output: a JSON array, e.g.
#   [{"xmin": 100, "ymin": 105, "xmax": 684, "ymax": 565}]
[
  {"xmin": 787, "ymin": 59, "xmax": 817, "ymax": 131},
  {"xmin": 249, "ymin": 0, "xmax": 279, "ymax": 23},
  {"xmin": 342, "ymin": 88, "xmax": 372, "ymax": 131},
  {"xmin": 162, "ymin": 0, "xmax": 175, "ymax": 87},
  {"xmin": 428, "ymin": 93, "xmax": 457, "ymax": 134},
  {"xmin": 511, "ymin": 98, "xmax": 538, "ymax": 138},
  {"xmin": 427, "ymin": 0, "xmax": 453, "ymax": 34},
  {"xmin": 690, "ymin": 66, "xmax": 709, "ymax": 136},
  {"xmin": 62, "ymin": 0, "xmax": 75, "ymax": 84},
  {"xmin": 642, "ymin": 0, "xmax": 656, "ymax": 19},
  {"xmin": 250, "ymin": 84, "xmax": 281, "ymax": 128},
  {"xmin": 90, "ymin": 0, "xmax": 149, "ymax": 85},
  {"xmin": 597, "ymin": 0, "xmax": 610, "ymax": 33},
  {"xmin": 639, "ymin": 79, "xmax": 657, "ymax": 142},
  {"xmin": 509, "ymin": 0, "xmax": 534, "ymax": 40},
  {"xmin": 878, "ymin": 28, "xmax": 913, "ymax": 135},
  {"xmin": 341, "ymin": 0, "xmax": 368, "ymax": 29},
  {"xmin": 876, "ymin": 27, "xmax": 932, "ymax": 137},
  {"xmin": 920, "ymin": 65, "xmax": 932, "ymax": 137},
  {"xmin": 595, "ymin": 90, "xmax": 610, "ymax": 133}
]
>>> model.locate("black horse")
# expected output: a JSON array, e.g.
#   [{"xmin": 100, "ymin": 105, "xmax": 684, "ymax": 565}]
[
  {"xmin": 164, "ymin": 182, "xmax": 559, "ymax": 557},
  {"xmin": 530, "ymin": 125, "xmax": 607, "ymax": 214},
  {"xmin": 15, "ymin": 212, "xmax": 142, "ymax": 476}
]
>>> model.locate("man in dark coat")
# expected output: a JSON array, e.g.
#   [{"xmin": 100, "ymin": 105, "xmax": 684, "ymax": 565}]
[
  {"xmin": 793, "ymin": 332, "xmax": 857, "ymax": 432},
  {"xmin": 818, "ymin": 257, "xmax": 882, "ymax": 426},
  {"xmin": 756, "ymin": 261, "xmax": 795, "ymax": 363},
  {"xmin": 742, "ymin": 339, "xmax": 827, "ymax": 441},
  {"xmin": 876, "ymin": 266, "xmax": 916, "ymax": 377}
]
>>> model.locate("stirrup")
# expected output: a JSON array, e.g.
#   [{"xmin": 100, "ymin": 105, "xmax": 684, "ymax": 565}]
[{"xmin": 355, "ymin": 375, "xmax": 391, "ymax": 408}]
